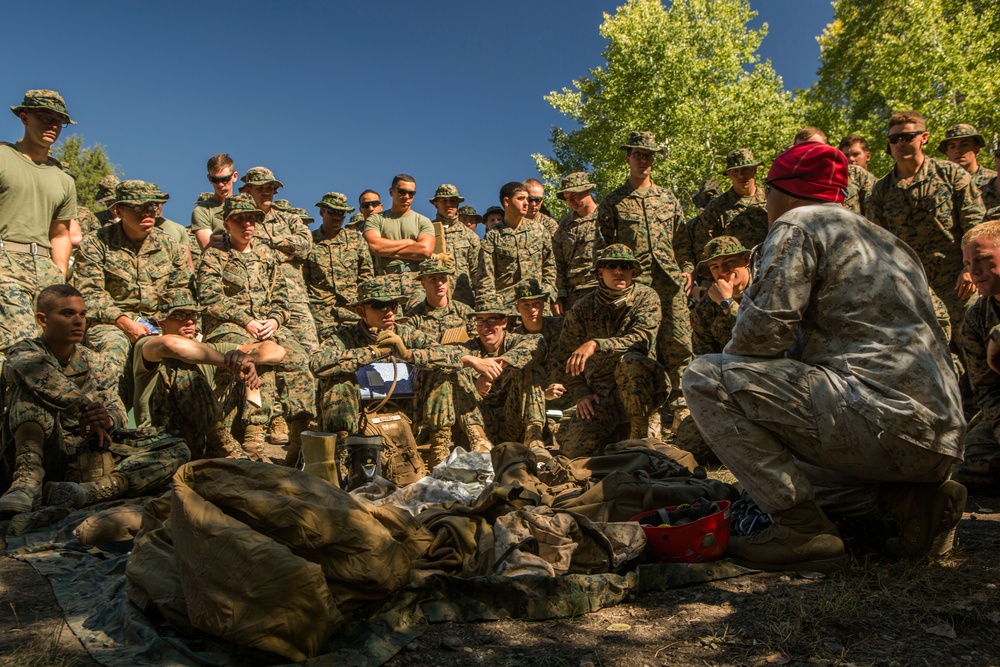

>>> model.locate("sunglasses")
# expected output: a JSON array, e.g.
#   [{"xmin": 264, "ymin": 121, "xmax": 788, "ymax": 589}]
[
  {"xmin": 30, "ymin": 111, "xmax": 70, "ymax": 128},
  {"xmin": 527, "ymin": 197, "xmax": 544, "ymax": 204},
  {"xmin": 208, "ymin": 172, "xmax": 234, "ymax": 184},
  {"xmin": 167, "ymin": 310, "xmax": 198, "ymax": 321},
  {"xmin": 360, "ymin": 200, "xmax": 381, "ymax": 208},
  {"xmin": 600, "ymin": 261, "xmax": 634, "ymax": 271},
  {"xmin": 475, "ymin": 316, "xmax": 506, "ymax": 327},
  {"xmin": 888, "ymin": 130, "xmax": 925, "ymax": 145},
  {"xmin": 121, "ymin": 203, "xmax": 160, "ymax": 218},
  {"xmin": 630, "ymin": 151, "xmax": 656, "ymax": 162},
  {"xmin": 394, "ymin": 188, "xmax": 416, "ymax": 198},
  {"xmin": 367, "ymin": 299, "xmax": 400, "ymax": 312},
  {"xmin": 324, "ymin": 209, "xmax": 346, "ymax": 217}
]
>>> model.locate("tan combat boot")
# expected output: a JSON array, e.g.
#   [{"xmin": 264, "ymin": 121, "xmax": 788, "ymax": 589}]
[
  {"xmin": 0, "ymin": 423, "xmax": 46, "ymax": 516},
  {"xmin": 242, "ymin": 424, "xmax": 268, "ymax": 462},
  {"xmin": 206, "ymin": 422, "xmax": 248, "ymax": 460},
  {"xmin": 283, "ymin": 417, "xmax": 310, "ymax": 467},
  {"xmin": 466, "ymin": 424, "xmax": 493, "ymax": 453},
  {"xmin": 726, "ymin": 499, "xmax": 848, "ymax": 573},
  {"xmin": 268, "ymin": 415, "xmax": 289, "ymax": 445},
  {"xmin": 44, "ymin": 472, "xmax": 129, "ymax": 510},
  {"xmin": 425, "ymin": 427, "xmax": 455, "ymax": 469},
  {"xmin": 878, "ymin": 480, "xmax": 967, "ymax": 560},
  {"xmin": 629, "ymin": 415, "xmax": 650, "ymax": 441},
  {"xmin": 523, "ymin": 422, "xmax": 551, "ymax": 462}
]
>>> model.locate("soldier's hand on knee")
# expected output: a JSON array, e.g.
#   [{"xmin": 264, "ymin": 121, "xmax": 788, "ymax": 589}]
[
  {"xmin": 88, "ymin": 424, "xmax": 113, "ymax": 451},
  {"xmin": 545, "ymin": 383, "xmax": 566, "ymax": 400},
  {"xmin": 566, "ymin": 341, "xmax": 599, "ymax": 376},
  {"xmin": 576, "ymin": 394, "xmax": 600, "ymax": 419}
]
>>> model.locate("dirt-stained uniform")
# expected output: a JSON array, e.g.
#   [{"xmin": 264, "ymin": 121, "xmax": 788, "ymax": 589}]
[
  {"xmin": 957, "ymin": 296, "xmax": 1000, "ymax": 486},
  {"xmin": 306, "ymin": 226, "xmax": 374, "ymax": 340}
]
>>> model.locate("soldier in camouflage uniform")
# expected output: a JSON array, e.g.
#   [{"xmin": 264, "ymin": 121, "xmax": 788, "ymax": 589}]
[
  {"xmin": 477, "ymin": 181, "xmax": 557, "ymax": 307},
  {"xmin": 554, "ymin": 245, "xmax": 667, "ymax": 458},
  {"xmin": 458, "ymin": 205, "xmax": 482, "ymax": 232},
  {"xmin": 690, "ymin": 148, "xmax": 768, "ymax": 261},
  {"xmin": 0, "ymin": 90, "xmax": 78, "ymax": 370},
  {"xmin": 939, "ymin": 124, "xmax": 997, "ymax": 195},
  {"xmin": 552, "ymin": 172, "xmax": 599, "ymax": 315},
  {"xmin": 835, "ymin": 135, "xmax": 878, "ymax": 216},
  {"xmin": 309, "ymin": 276, "xmax": 471, "ymax": 467},
  {"xmin": 191, "ymin": 154, "xmax": 236, "ymax": 252},
  {"xmin": 306, "ymin": 192, "xmax": 373, "ymax": 340},
  {"xmin": 404, "ymin": 254, "xmax": 474, "ymax": 341},
  {"xmin": 430, "ymin": 184, "xmax": 480, "ymax": 306},
  {"xmin": 0, "ymin": 285, "xmax": 189, "ymax": 515},
  {"xmin": 690, "ymin": 237, "xmax": 751, "ymax": 356},
  {"xmin": 483, "ymin": 205, "xmax": 504, "ymax": 232},
  {"xmin": 982, "ymin": 144, "xmax": 1000, "ymax": 214},
  {"xmin": 72, "ymin": 180, "xmax": 192, "ymax": 384},
  {"xmin": 291, "ymin": 207, "xmax": 313, "ymax": 225},
  {"xmin": 358, "ymin": 189, "xmax": 383, "ymax": 221},
  {"xmin": 597, "ymin": 131, "xmax": 694, "ymax": 431},
  {"xmin": 956, "ymin": 221, "xmax": 1000, "ymax": 488},
  {"xmin": 346, "ymin": 212, "xmax": 366, "ymax": 232},
  {"xmin": 865, "ymin": 110, "xmax": 985, "ymax": 339},
  {"xmin": 197, "ymin": 194, "xmax": 316, "ymax": 463},
  {"xmin": 524, "ymin": 178, "xmax": 559, "ymax": 237},
  {"xmin": 838, "ymin": 134, "xmax": 872, "ymax": 171}
]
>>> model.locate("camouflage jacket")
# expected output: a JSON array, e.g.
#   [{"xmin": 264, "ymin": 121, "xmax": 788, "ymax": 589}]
[
  {"xmin": 305, "ymin": 228, "xmax": 374, "ymax": 328},
  {"xmin": 75, "ymin": 204, "xmax": 100, "ymax": 237},
  {"xmin": 690, "ymin": 186, "xmax": 768, "ymax": 260},
  {"xmin": 552, "ymin": 209, "xmax": 599, "ymax": 299},
  {"xmin": 729, "ymin": 203, "xmax": 963, "ymax": 457},
  {"xmin": 597, "ymin": 181, "xmax": 694, "ymax": 287},
  {"xmin": 843, "ymin": 165, "xmax": 877, "ymax": 215},
  {"xmin": 309, "ymin": 322, "xmax": 449, "ymax": 380},
  {"xmin": 690, "ymin": 289, "xmax": 742, "ymax": 356},
  {"xmin": 513, "ymin": 315, "xmax": 568, "ymax": 388},
  {"xmin": 72, "ymin": 224, "xmax": 192, "ymax": 325},
  {"xmin": 960, "ymin": 295, "xmax": 1000, "ymax": 443},
  {"xmin": 439, "ymin": 218, "xmax": 481, "ymax": 306},
  {"xmin": 4, "ymin": 337, "xmax": 126, "ymax": 434},
  {"xmin": 971, "ymin": 165, "xmax": 997, "ymax": 197},
  {"xmin": 197, "ymin": 239, "xmax": 289, "ymax": 338},
  {"xmin": 980, "ymin": 174, "xmax": 1000, "ymax": 212},
  {"xmin": 254, "ymin": 208, "xmax": 312, "ymax": 303},
  {"xmin": 865, "ymin": 156, "xmax": 984, "ymax": 298},
  {"xmin": 556, "ymin": 284, "xmax": 661, "ymax": 402},
  {"xmin": 477, "ymin": 219, "xmax": 556, "ymax": 305},
  {"xmin": 403, "ymin": 298, "xmax": 473, "ymax": 342},
  {"xmin": 528, "ymin": 212, "xmax": 559, "ymax": 237}
]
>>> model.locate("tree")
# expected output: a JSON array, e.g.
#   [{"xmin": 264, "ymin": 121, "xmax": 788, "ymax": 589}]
[
  {"xmin": 54, "ymin": 135, "xmax": 121, "ymax": 210},
  {"xmin": 533, "ymin": 0, "xmax": 802, "ymax": 215},
  {"xmin": 803, "ymin": 0, "xmax": 1000, "ymax": 176}
]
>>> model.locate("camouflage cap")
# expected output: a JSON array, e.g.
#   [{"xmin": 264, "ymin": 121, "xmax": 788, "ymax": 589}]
[
  {"xmin": 458, "ymin": 205, "xmax": 481, "ymax": 220},
  {"xmin": 619, "ymin": 131, "xmax": 664, "ymax": 153},
  {"xmin": 222, "ymin": 193, "xmax": 264, "ymax": 221},
  {"xmin": 429, "ymin": 184, "xmax": 465, "ymax": 204},
  {"xmin": 271, "ymin": 199, "xmax": 292, "ymax": 212},
  {"xmin": 352, "ymin": 276, "xmax": 408, "ymax": 306},
  {"xmin": 348, "ymin": 212, "xmax": 365, "ymax": 226},
  {"xmin": 723, "ymin": 148, "xmax": 760, "ymax": 174},
  {"xmin": 240, "ymin": 166, "xmax": 285, "ymax": 189},
  {"xmin": 556, "ymin": 172, "xmax": 596, "ymax": 200},
  {"xmin": 291, "ymin": 207, "xmax": 314, "ymax": 224},
  {"xmin": 417, "ymin": 253, "xmax": 456, "ymax": 277},
  {"xmin": 156, "ymin": 290, "xmax": 204, "ymax": 321},
  {"xmin": 937, "ymin": 124, "xmax": 985, "ymax": 154},
  {"xmin": 594, "ymin": 243, "xmax": 642, "ymax": 276},
  {"xmin": 473, "ymin": 294, "xmax": 513, "ymax": 317},
  {"xmin": 193, "ymin": 192, "xmax": 215, "ymax": 205},
  {"xmin": 96, "ymin": 174, "xmax": 121, "ymax": 203},
  {"xmin": 514, "ymin": 278, "xmax": 547, "ymax": 302},
  {"xmin": 315, "ymin": 191, "xmax": 355, "ymax": 212},
  {"xmin": 112, "ymin": 180, "xmax": 169, "ymax": 207},
  {"xmin": 697, "ymin": 236, "xmax": 750, "ymax": 278},
  {"xmin": 10, "ymin": 89, "xmax": 75, "ymax": 124}
]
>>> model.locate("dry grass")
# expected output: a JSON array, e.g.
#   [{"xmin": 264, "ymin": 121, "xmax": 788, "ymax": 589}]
[{"xmin": 0, "ymin": 617, "xmax": 82, "ymax": 667}]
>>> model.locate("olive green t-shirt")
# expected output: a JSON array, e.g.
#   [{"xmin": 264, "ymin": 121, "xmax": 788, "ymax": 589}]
[
  {"xmin": 363, "ymin": 209, "xmax": 434, "ymax": 273},
  {"xmin": 0, "ymin": 143, "xmax": 77, "ymax": 247},
  {"xmin": 190, "ymin": 197, "xmax": 225, "ymax": 233},
  {"xmin": 132, "ymin": 336, "xmax": 238, "ymax": 428},
  {"xmin": 157, "ymin": 218, "xmax": 191, "ymax": 247}
]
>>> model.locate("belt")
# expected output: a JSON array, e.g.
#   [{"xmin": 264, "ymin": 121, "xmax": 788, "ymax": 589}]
[{"xmin": 0, "ymin": 240, "xmax": 52, "ymax": 258}]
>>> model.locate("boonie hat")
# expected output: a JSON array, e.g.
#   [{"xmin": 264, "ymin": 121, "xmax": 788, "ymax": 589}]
[
  {"xmin": 697, "ymin": 236, "xmax": 750, "ymax": 278},
  {"xmin": 11, "ymin": 89, "xmax": 75, "ymax": 124}
]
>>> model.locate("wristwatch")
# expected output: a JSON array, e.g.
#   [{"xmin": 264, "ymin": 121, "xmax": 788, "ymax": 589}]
[{"xmin": 720, "ymin": 298, "xmax": 735, "ymax": 312}]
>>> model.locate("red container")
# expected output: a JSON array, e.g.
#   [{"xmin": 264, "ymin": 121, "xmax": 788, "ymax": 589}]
[{"xmin": 630, "ymin": 500, "xmax": 732, "ymax": 564}]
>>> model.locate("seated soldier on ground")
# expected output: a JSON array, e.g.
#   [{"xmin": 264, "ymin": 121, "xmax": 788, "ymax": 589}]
[
  {"xmin": 957, "ymin": 220, "xmax": 1000, "ymax": 488},
  {"xmin": 690, "ymin": 236, "xmax": 751, "ymax": 356},
  {"xmin": 684, "ymin": 142, "xmax": 967, "ymax": 572},
  {"xmin": 309, "ymin": 276, "xmax": 481, "ymax": 468},
  {"xmin": 404, "ymin": 254, "xmax": 474, "ymax": 342},
  {"xmin": 198, "ymin": 194, "xmax": 316, "ymax": 465},
  {"xmin": 132, "ymin": 291, "xmax": 286, "ymax": 461},
  {"xmin": 0, "ymin": 285, "xmax": 190, "ymax": 515},
  {"xmin": 554, "ymin": 245, "xmax": 668, "ymax": 459}
]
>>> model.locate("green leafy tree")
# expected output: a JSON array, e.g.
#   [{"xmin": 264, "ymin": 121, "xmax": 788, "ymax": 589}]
[
  {"xmin": 54, "ymin": 135, "xmax": 121, "ymax": 210},
  {"xmin": 534, "ymin": 0, "xmax": 802, "ymax": 215},
  {"xmin": 804, "ymin": 0, "xmax": 1000, "ymax": 176}
]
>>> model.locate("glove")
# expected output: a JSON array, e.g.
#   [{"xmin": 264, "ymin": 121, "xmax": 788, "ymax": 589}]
[{"xmin": 375, "ymin": 330, "xmax": 412, "ymax": 361}]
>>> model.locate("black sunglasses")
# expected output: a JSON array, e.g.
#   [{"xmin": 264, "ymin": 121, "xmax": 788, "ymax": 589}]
[
  {"xmin": 600, "ymin": 261, "xmax": 634, "ymax": 271},
  {"xmin": 394, "ymin": 188, "xmax": 416, "ymax": 197},
  {"xmin": 208, "ymin": 173, "xmax": 234, "ymax": 184},
  {"xmin": 888, "ymin": 130, "xmax": 925, "ymax": 145},
  {"xmin": 527, "ymin": 196, "xmax": 544, "ymax": 203},
  {"xmin": 360, "ymin": 201, "xmax": 381, "ymax": 208},
  {"xmin": 368, "ymin": 299, "xmax": 400, "ymax": 312}
]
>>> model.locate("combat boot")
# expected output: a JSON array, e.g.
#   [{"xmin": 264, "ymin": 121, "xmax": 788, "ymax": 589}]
[
  {"xmin": 0, "ymin": 423, "xmax": 46, "ymax": 516},
  {"xmin": 523, "ymin": 422, "xmax": 551, "ymax": 462},
  {"xmin": 647, "ymin": 411, "xmax": 662, "ymax": 439},
  {"xmin": 44, "ymin": 472, "xmax": 129, "ymax": 510},
  {"xmin": 242, "ymin": 424, "xmax": 268, "ymax": 462},
  {"xmin": 466, "ymin": 424, "xmax": 493, "ymax": 453},
  {"xmin": 283, "ymin": 417, "xmax": 310, "ymax": 467},
  {"xmin": 726, "ymin": 499, "xmax": 848, "ymax": 573},
  {"xmin": 206, "ymin": 421, "xmax": 248, "ymax": 460},
  {"xmin": 878, "ymin": 480, "xmax": 967, "ymax": 560},
  {"xmin": 629, "ymin": 415, "xmax": 650, "ymax": 440},
  {"xmin": 425, "ymin": 427, "xmax": 454, "ymax": 469},
  {"xmin": 269, "ymin": 415, "xmax": 289, "ymax": 445}
]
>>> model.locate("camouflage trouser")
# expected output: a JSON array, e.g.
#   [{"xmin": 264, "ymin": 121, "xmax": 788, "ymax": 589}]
[
  {"xmin": 84, "ymin": 324, "xmax": 133, "ymax": 381},
  {"xmin": 558, "ymin": 352, "xmax": 669, "ymax": 459},
  {"xmin": 286, "ymin": 301, "xmax": 319, "ymax": 356},
  {"xmin": 651, "ymin": 265, "xmax": 692, "ymax": 411},
  {"xmin": 683, "ymin": 354, "xmax": 958, "ymax": 517},
  {"xmin": 952, "ymin": 413, "xmax": 999, "ymax": 487},
  {"xmin": 0, "ymin": 251, "xmax": 64, "ymax": 369},
  {"xmin": 152, "ymin": 364, "xmax": 238, "ymax": 459},
  {"xmin": 318, "ymin": 371, "xmax": 453, "ymax": 434},
  {"xmin": 455, "ymin": 366, "xmax": 546, "ymax": 445},
  {"xmin": 413, "ymin": 369, "xmax": 459, "ymax": 431},
  {"xmin": 6, "ymin": 390, "xmax": 189, "ymax": 494}
]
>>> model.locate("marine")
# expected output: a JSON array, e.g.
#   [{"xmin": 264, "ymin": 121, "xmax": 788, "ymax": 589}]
[
  {"xmin": 429, "ymin": 184, "xmax": 480, "ymax": 306},
  {"xmin": 551, "ymin": 172, "xmax": 599, "ymax": 314},
  {"xmin": 690, "ymin": 148, "xmax": 769, "ymax": 261}
]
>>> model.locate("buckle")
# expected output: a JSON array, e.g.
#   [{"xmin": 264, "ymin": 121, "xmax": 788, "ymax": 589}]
[{"xmin": 29, "ymin": 242, "xmax": 38, "ymax": 255}]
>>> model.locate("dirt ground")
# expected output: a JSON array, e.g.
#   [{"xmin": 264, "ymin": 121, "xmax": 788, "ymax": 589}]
[{"xmin": 1, "ymin": 490, "xmax": 997, "ymax": 667}]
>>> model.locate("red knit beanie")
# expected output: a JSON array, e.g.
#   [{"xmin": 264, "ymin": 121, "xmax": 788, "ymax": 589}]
[{"xmin": 765, "ymin": 142, "xmax": 848, "ymax": 204}]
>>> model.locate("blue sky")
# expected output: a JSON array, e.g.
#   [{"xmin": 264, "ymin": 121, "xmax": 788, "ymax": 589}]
[{"xmin": 2, "ymin": 1, "xmax": 833, "ymax": 228}]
